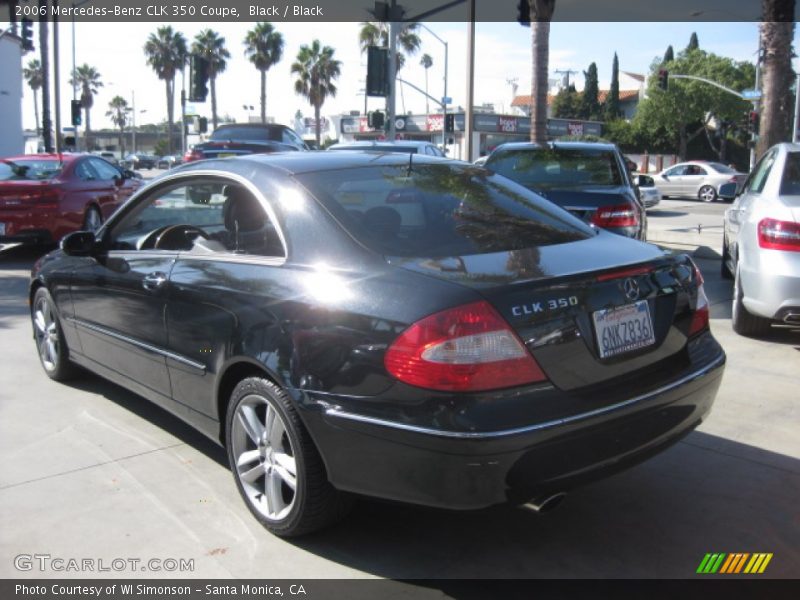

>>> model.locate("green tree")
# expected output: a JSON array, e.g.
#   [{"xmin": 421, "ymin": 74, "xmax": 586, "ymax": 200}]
[
  {"xmin": 551, "ymin": 84, "xmax": 581, "ymax": 119},
  {"xmin": 192, "ymin": 29, "xmax": 230, "ymax": 131},
  {"xmin": 687, "ymin": 32, "xmax": 699, "ymax": 51},
  {"xmin": 420, "ymin": 53, "xmax": 433, "ymax": 114},
  {"xmin": 291, "ymin": 40, "xmax": 341, "ymax": 147},
  {"xmin": 244, "ymin": 23, "xmax": 284, "ymax": 124},
  {"xmin": 605, "ymin": 52, "xmax": 620, "ymax": 121},
  {"xmin": 663, "ymin": 45, "xmax": 675, "ymax": 63},
  {"xmin": 635, "ymin": 49, "xmax": 755, "ymax": 160},
  {"xmin": 23, "ymin": 59, "xmax": 43, "ymax": 136},
  {"xmin": 580, "ymin": 62, "xmax": 600, "ymax": 120},
  {"xmin": 144, "ymin": 26, "xmax": 187, "ymax": 155},
  {"xmin": 528, "ymin": 0, "xmax": 557, "ymax": 143},
  {"xmin": 756, "ymin": 0, "xmax": 796, "ymax": 158},
  {"xmin": 69, "ymin": 64, "xmax": 103, "ymax": 150},
  {"xmin": 106, "ymin": 95, "xmax": 129, "ymax": 156}
]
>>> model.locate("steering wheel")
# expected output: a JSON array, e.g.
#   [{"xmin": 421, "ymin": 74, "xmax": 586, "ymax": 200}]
[{"xmin": 139, "ymin": 225, "xmax": 210, "ymax": 250}]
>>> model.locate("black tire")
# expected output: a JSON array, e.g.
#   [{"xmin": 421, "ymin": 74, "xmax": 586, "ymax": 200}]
[
  {"xmin": 698, "ymin": 185, "xmax": 717, "ymax": 203},
  {"xmin": 720, "ymin": 236, "xmax": 733, "ymax": 280},
  {"xmin": 83, "ymin": 205, "xmax": 103, "ymax": 232},
  {"xmin": 225, "ymin": 376, "xmax": 353, "ymax": 537},
  {"xmin": 732, "ymin": 266, "xmax": 771, "ymax": 336},
  {"xmin": 31, "ymin": 287, "xmax": 79, "ymax": 381}
]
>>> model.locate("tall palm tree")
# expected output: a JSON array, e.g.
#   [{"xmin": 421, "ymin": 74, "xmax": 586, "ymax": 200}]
[
  {"xmin": 420, "ymin": 53, "xmax": 433, "ymax": 114},
  {"xmin": 529, "ymin": 0, "xmax": 557, "ymax": 143},
  {"xmin": 244, "ymin": 23, "xmax": 284, "ymax": 124},
  {"xmin": 144, "ymin": 26, "xmax": 187, "ymax": 155},
  {"xmin": 191, "ymin": 29, "xmax": 230, "ymax": 131},
  {"xmin": 756, "ymin": 0, "xmax": 795, "ymax": 157},
  {"xmin": 106, "ymin": 96, "xmax": 129, "ymax": 157},
  {"xmin": 23, "ymin": 59, "xmax": 43, "ymax": 136},
  {"xmin": 358, "ymin": 21, "xmax": 421, "ymax": 71},
  {"xmin": 69, "ymin": 64, "xmax": 103, "ymax": 150},
  {"xmin": 291, "ymin": 40, "xmax": 341, "ymax": 147},
  {"xmin": 38, "ymin": 16, "xmax": 51, "ymax": 152}
]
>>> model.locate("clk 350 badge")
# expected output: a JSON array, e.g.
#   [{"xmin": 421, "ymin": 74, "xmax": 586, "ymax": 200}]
[{"xmin": 512, "ymin": 296, "xmax": 579, "ymax": 316}]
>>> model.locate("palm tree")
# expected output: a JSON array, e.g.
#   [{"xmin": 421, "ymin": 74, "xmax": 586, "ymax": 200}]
[
  {"xmin": 69, "ymin": 64, "xmax": 103, "ymax": 150},
  {"xmin": 191, "ymin": 29, "xmax": 230, "ymax": 131},
  {"xmin": 291, "ymin": 40, "xmax": 341, "ymax": 147},
  {"xmin": 420, "ymin": 53, "xmax": 433, "ymax": 114},
  {"xmin": 38, "ymin": 16, "xmax": 51, "ymax": 152},
  {"xmin": 144, "ymin": 26, "xmax": 187, "ymax": 155},
  {"xmin": 358, "ymin": 22, "xmax": 421, "ymax": 71},
  {"xmin": 756, "ymin": 0, "xmax": 796, "ymax": 158},
  {"xmin": 244, "ymin": 23, "xmax": 284, "ymax": 124},
  {"xmin": 106, "ymin": 96, "xmax": 129, "ymax": 157},
  {"xmin": 23, "ymin": 59, "xmax": 43, "ymax": 136},
  {"xmin": 529, "ymin": 0, "xmax": 557, "ymax": 143}
]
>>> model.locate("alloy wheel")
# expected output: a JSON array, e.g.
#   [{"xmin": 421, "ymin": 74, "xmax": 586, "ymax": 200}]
[
  {"xmin": 33, "ymin": 296, "xmax": 60, "ymax": 371},
  {"xmin": 699, "ymin": 185, "xmax": 717, "ymax": 203}
]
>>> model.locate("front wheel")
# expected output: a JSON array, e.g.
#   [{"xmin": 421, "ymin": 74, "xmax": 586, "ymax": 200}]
[
  {"xmin": 698, "ymin": 185, "xmax": 717, "ymax": 203},
  {"xmin": 732, "ymin": 266, "xmax": 771, "ymax": 336},
  {"xmin": 225, "ymin": 377, "xmax": 353, "ymax": 537},
  {"xmin": 32, "ymin": 287, "xmax": 78, "ymax": 381}
]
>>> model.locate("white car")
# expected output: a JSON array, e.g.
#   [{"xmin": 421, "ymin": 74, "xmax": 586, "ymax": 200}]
[
  {"xmin": 634, "ymin": 174, "xmax": 661, "ymax": 209},
  {"xmin": 656, "ymin": 161, "xmax": 746, "ymax": 202},
  {"xmin": 721, "ymin": 143, "xmax": 800, "ymax": 335}
]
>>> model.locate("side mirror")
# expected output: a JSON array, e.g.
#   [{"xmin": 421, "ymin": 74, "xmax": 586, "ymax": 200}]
[
  {"xmin": 718, "ymin": 182, "xmax": 737, "ymax": 200},
  {"xmin": 60, "ymin": 231, "xmax": 97, "ymax": 256},
  {"xmin": 637, "ymin": 175, "xmax": 655, "ymax": 188}
]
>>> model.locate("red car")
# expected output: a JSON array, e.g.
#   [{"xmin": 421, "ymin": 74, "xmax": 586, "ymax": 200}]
[{"xmin": 0, "ymin": 153, "xmax": 141, "ymax": 244}]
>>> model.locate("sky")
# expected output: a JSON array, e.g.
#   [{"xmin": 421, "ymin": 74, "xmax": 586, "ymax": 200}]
[{"xmin": 15, "ymin": 20, "xmax": 799, "ymax": 134}]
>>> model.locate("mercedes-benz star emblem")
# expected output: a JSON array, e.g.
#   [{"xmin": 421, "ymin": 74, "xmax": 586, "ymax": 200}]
[{"xmin": 622, "ymin": 278, "xmax": 640, "ymax": 301}]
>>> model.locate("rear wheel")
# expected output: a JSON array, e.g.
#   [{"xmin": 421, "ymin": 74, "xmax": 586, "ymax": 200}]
[
  {"xmin": 225, "ymin": 377, "xmax": 353, "ymax": 537},
  {"xmin": 83, "ymin": 206, "xmax": 102, "ymax": 232},
  {"xmin": 732, "ymin": 265, "xmax": 771, "ymax": 336},
  {"xmin": 698, "ymin": 185, "xmax": 717, "ymax": 203},
  {"xmin": 32, "ymin": 287, "xmax": 78, "ymax": 381}
]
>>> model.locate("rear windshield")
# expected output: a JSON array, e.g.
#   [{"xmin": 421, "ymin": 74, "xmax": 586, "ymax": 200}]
[
  {"xmin": 780, "ymin": 152, "xmax": 800, "ymax": 195},
  {"xmin": 210, "ymin": 126, "xmax": 280, "ymax": 142},
  {"xmin": 296, "ymin": 164, "xmax": 593, "ymax": 258},
  {"xmin": 0, "ymin": 159, "xmax": 63, "ymax": 181},
  {"xmin": 488, "ymin": 147, "xmax": 623, "ymax": 188}
]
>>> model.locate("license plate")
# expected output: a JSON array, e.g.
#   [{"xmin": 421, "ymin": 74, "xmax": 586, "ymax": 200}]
[
  {"xmin": 592, "ymin": 300, "xmax": 655, "ymax": 359},
  {"xmin": 0, "ymin": 223, "xmax": 5, "ymax": 235},
  {"xmin": 217, "ymin": 153, "xmax": 235, "ymax": 158}
]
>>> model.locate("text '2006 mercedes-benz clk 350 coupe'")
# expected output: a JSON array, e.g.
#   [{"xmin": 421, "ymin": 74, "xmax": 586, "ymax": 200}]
[{"xmin": 30, "ymin": 152, "xmax": 725, "ymax": 536}]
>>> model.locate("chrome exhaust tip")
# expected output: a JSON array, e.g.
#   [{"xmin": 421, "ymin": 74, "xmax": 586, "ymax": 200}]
[
  {"xmin": 522, "ymin": 492, "xmax": 567, "ymax": 514},
  {"xmin": 782, "ymin": 312, "xmax": 800, "ymax": 324}
]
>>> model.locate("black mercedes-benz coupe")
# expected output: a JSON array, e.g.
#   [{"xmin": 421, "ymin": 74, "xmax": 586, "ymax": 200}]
[{"xmin": 30, "ymin": 152, "xmax": 725, "ymax": 536}]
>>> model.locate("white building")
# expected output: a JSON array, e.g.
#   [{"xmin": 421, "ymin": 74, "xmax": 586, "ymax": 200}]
[{"xmin": 0, "ymin": 31, "xmax": 24, "ymax": 157}]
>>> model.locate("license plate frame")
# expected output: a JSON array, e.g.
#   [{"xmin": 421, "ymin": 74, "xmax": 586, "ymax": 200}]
[{"xmin": 592, "ymin": 300, "xmax": 655, "ymax": 359}]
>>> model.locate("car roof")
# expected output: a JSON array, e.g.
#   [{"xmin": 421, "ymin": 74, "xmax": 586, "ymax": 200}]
[
  {"xmin": 330, "ymin": 140, "xmax": 433, "ymax": 148},
  {"xmin": 3, "ymin": 153, "xmax": 80, "ymax": 162},
  {"xmin": 492, "ymin": 141, "xmax": 618, "ymax": 152},
  {"xmin": 214, "ymin": 122, "xmax": 291, "ymax": 130}
]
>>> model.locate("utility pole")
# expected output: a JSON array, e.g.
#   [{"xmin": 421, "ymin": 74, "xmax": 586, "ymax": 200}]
[
  {"xmin": 465, "ymin": 0, "xmax": 475, "ymax": 161},
  {"xmin": 554, "ymin": 69, "xmax": 577, "ymax": 88},
  {"xmin": 53, "ymin": 1, "xmax": 62, "ymax": 153},
  {"xmin": 387, "ymin": 8, "xmax": 398, "ymax": 141}
]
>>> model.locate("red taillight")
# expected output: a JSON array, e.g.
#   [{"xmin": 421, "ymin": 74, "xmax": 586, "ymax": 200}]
[
  {"xmin": 183, "ymin": 149, "xmax": 203, "ymax": 163},
  {"xmin": 688, "ymin": 260, "xmax": 709, "ymax": 336},
  {"xmin": 758, "ymin": 218, "xmax": 800, "ymax": 252},
  {"xmin": 591, "ymin": 203, "xmax": 639, "ymax": 228},
  {"xmin": 384, "ymin": 300, "xmax": 548, "ymax": 392}
]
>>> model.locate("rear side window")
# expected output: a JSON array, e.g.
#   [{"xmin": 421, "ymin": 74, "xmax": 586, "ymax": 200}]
[
  {"xmin": 745, "ymin": 149, "xmax": 777, "ymax": 194},
  {"xmin": 211, "ymin": 126, "xmax": 279, "ymax": 142},
  {"xmin": 780, "ymin": 152, "xmax": 800, "ymax": 195},
  {"xmin": 488, "ymin": 147, "xmax": 623, "ymax": 188},
  {"xmin": 296, "ymin": 164, "xmax": 593, "ymax": 258}
]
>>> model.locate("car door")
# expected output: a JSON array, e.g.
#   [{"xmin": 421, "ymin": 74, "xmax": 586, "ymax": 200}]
[
  {"xmin": 657, "ymin": 165, "xmax": 686, "ymax": 196},
  {"xmin": 682, "ymin": 164, "xmax": 708, "ymax": 197},
  {"xmin": 87, "ymin": 157, "xmax": 130, "ymax": 219}
]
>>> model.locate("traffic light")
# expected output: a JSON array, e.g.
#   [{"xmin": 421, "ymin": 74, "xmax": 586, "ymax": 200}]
[
  {"xmin": 198, "ymin": 117, "xmax": 208, "ymax": 133},
  {"xmin": 445, "ymin": 114, "xmax": 455, "ymax": 133},
  {"xmin": 366, "ymin": 46, "xmax": 388, "ymax": 97},
  {"xmin": 749, "ymin": 111, "xmax": 759, "ymax": 135},
  {"xmin": 517, "ymin": 0, "xmax": 530, "ymax": 27},
  {"xmin": 657, "ymin": 69, "xmax": 669, "ymax": 91},
  {"xmin": 21, "ymin": 18, "xmax": 34, "ymax": 52},
  {"xmin": 71, "ymin": 100, "xmax": 82, "ymax": 127},
  {"xmin": 189, "ymin": 55, "xmax": 209, "ymax": 103},
  {"xmin": 368, "ymin": 110, "xmax": 385, "ymax": 130}
]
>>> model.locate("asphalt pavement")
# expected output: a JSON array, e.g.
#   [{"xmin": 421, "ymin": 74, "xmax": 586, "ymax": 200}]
[{"xmin": 0, "ymin": 199, "xmax": 797, "ymax": 580}]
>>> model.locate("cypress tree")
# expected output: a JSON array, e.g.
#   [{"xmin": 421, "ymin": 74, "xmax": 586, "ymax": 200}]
[
  {"xmin": 687, "ymin": 32, "xmax": 699, "ymax": 51},
  {"xmin": 605, "ymin": 52, "xmax": 620, "ymax": 121},
  {"xmin": 663, "ymin": 45, "xmax": 674, "ymax": 63},
  {"xmin": 580, "ymin": 62, "xmax": 600, "ymax": 120}
]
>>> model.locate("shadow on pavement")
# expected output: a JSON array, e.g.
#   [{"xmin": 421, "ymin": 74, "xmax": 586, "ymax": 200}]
[{"xmin": 648, "ymin": 210, "xmax": 690, "ymax": 218}]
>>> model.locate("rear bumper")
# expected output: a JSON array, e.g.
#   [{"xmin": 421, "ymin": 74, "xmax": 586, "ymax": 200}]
[
  {"xmin": 741, "ymin": 251, "xmax": 800, "ymax": 320},
  {"xmin": 299, "ymin": 339, "xmax": 725, "ymax": 509}
]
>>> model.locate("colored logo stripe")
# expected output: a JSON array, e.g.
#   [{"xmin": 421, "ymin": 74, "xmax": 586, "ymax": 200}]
[{"xmin": 697, "ymin": 553, "xmax": 773, "ymax": 574}]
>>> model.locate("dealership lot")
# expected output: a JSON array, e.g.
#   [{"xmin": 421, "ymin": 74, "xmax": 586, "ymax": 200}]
[{"xmin": 0, "ymin": 199, "xmax": 798, "ymax": 579}]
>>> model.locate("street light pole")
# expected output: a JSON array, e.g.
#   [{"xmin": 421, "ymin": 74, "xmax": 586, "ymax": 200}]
[
  {"xmin": 418, "ymin": 23, "xmax": 449, "ymax": 149},
  {"xmin": 131, "ymin": 90, "xmax": 136, "ymax": 154}
]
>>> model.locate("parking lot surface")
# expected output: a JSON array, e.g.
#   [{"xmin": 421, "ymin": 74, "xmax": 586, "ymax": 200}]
[{"xmin": 0, "ymin": 199, "xmax": 797, "ymax": 579}]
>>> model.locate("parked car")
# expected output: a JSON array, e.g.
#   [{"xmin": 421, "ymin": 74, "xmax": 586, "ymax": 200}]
[
  {"xmin": 183, "ymin": 123, "xmax": 307, "ymax": 163},
  {"xmin": 157, "ymin": 155, "xmax": 182, "ymax": 169},
  {"xmin": 721, "ymin": 143, "xmax": 800, "ymax": 335},
  {"xmin": 328, "ymin": 140, "xmax": 446, "ymax": 157},
  {"xmin": 654, "ymin": 161, "xmax": 746, "ymax": 202},
  {"xmin": 0, "ymin": 153, "xmax": 141, "ymax": 244},
  {"xmin": 32, "ymin": 152, "xmax": 724, "ymax": 537},
  {"xmin": 634, "ymin": 174, "xmax": 661, "ymax": 209},
  {"xmin": 485, "ymin": 142, "xmax": 647, "ymax": 240},
  {"xmin": 121, "ymin": 153, "xmax": 158, "ymax": 170},
  {"xmin": 95, "ymin": 152, "xmax": 118, "ymax": 166}
]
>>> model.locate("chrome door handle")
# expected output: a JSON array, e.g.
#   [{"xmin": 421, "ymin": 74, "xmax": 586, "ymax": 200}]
[{"xmin": 142, "ymin": 271, "xmax": 168, "ymax": 291}]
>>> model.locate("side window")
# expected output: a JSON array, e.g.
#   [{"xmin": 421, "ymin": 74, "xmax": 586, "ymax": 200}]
[
  {"xmin": 89, "ymin": 158, "xmax": 120, "ymax": 180},
  {"xmin": 744, "ymin": 150, "xmax": 777, "ymax": 195},
  {"xmin": 780, "ymin": 152, "xmax": 800, "ymax": 195},
  {"xmin": 282, "ymin": 128, "xmax": 304, "ymax": 148},
  {"xmin": 664, "ymin": 165, "xmax": 686, "ymax": 177},
  {"xmin": 107, "ymin": 180, "xmax": 284, "ymax": 257},
  {"xmin": 74, "ymin": 160, "xmax": 97, "ymax": 181},
  {"xmin": 691, "ymin": 166, "xmax": 707, "ymax": 176}
]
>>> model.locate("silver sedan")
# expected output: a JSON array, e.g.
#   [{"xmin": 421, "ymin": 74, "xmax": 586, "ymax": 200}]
[
  {"xmin": 655, "ymin": 161, "xmax": 746, "ymax": 202},
  {"xmin": 722, "ymin": 143, "xmax": 800, "ymax": 335}
]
